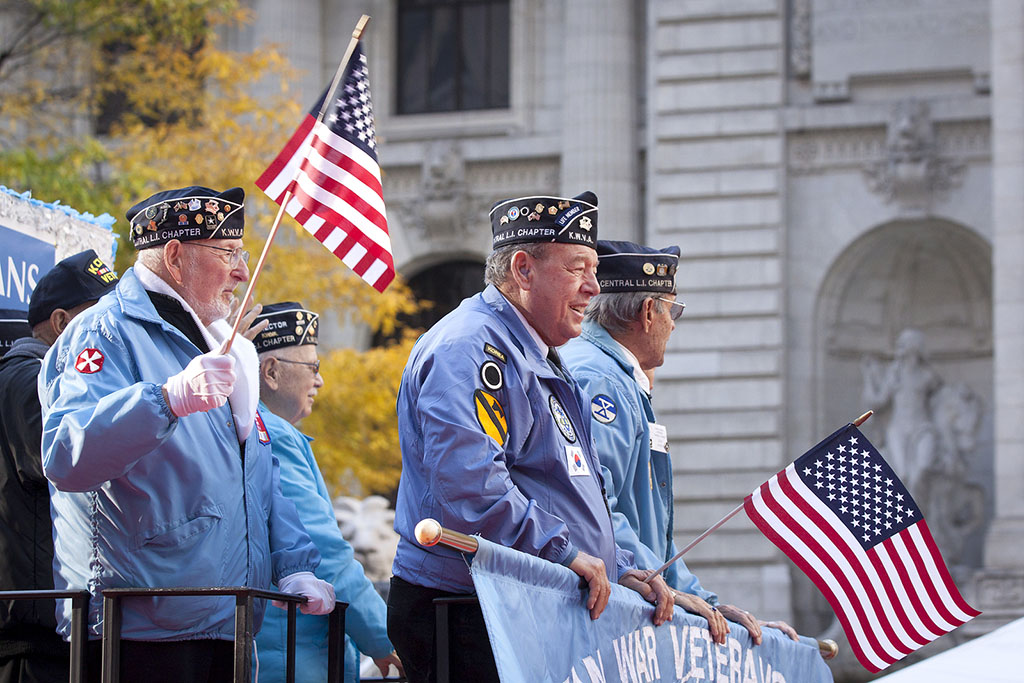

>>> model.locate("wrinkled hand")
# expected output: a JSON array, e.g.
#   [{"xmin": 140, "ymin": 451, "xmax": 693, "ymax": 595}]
[
  {"xmin": 673, "ymin": 590, "xmax": 729, "ymax": 644},
  {"xmin": 618, "ymin": 569, "xmax": 673, "ymax": 626},
  {"xmin": 163, "ymin": 352, "xmax": 236, "ymax": 417},
  {"xmin": 373, "ymin": 652, "xmax": 404, "ymax": 678},
  {"xmin": 717, "ymin": 604, "xmax": 763, "ymax": 644},
  {"xmin": 231, "ymin": 296, "xmax": 268, "ymax": 342},
  {"xmin": 568, "ymin": 551, "xmax": 610, "ymax": 620},
  {"xmin": 273, "ymin": 571, "xmax": 336, "ymax": 615},
  {"xmin": 760, "ymin": 618, "xmax": 800, "ymax": 641}
]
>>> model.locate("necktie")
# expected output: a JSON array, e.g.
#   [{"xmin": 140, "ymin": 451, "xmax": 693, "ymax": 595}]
[{"xmin": 547, "ymin": 348, "xmax": 566, "ymax": 381}]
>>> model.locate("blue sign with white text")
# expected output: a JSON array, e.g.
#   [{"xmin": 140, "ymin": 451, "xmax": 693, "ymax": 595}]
[
  {"xmin": 471, "ymin": 538, "xmax": 833, "ymax": 683},
  {"xmin": 0, "ymin": 224, "xmax": 55, "ymax": 311}
]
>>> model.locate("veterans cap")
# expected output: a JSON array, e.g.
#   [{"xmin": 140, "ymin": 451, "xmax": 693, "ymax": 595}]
[
  {"xmin": 252, "ymin": 302, "xmax": 320, "ymax": 353},
  {"xmin": 27, "ymin": 250, "xmax": 118, "ymax": 327},
  {"xmin": 0, "ymin": 309, "xmax": 30, "ymax": 353},
  {"xmin": 126, "ymin": 186, "xmax": 244, "ymax": 250},
  {"xmin": 489, "ymin": 190, "xmax": 597, "ymax": 250},
  {"xmin": 595, "ymin": 240, "xmax": 680, "ymax": 294}
]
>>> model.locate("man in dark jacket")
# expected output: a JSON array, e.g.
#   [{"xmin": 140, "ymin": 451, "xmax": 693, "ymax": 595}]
[{"xmin": 0, "ymin": 249, "xmax": 117, "ymax": 683}]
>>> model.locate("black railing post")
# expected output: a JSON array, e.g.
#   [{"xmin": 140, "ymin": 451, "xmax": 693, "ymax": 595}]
[
  {"xmin": 101, "ymin": 593, "xmax": 121, "ymax": 683},
  {"xmin": 327, "ymin": 603, "xmax": 347, "ymax": 683},
  {"xmin": 285, "ymin": 602, "xmax": 297, "ymax": 683},
  {"xmin": 69, "ymin": 591, "xmax": 89, "ymax": 683},
  {"xmin": 233, "ymin": 592, "xmax": 254, "ymax": 683},
  {"xmin": 435, "ymin": 600, "xmax": 450, "ymax": 683}
]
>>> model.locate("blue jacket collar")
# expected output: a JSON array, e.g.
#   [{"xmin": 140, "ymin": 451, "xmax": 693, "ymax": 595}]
[
  {"xmin": 580, "ymin": 320, "xmax": 635, "ymax": 377},
  {"xmin": 482, "ymin": 285, "xmax": 547, "ymax": 365}
]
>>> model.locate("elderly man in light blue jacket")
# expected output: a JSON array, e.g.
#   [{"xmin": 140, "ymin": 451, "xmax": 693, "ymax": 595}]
[
  {"xmin": 251, "ymin": 302, "xmax": 402, "ymax": 682},
  {"xmin": 39, "ymin": 186, "xmax": 334, "ymax": 682}
]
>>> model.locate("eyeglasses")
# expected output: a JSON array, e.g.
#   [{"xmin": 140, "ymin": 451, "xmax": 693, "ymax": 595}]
[
  {"xmin": 184, "ymin": 242, "xmax": 250, "ymax": 267},
  {"xmin": 273, "ymin": 358, "xmax": 321, "ymax": 374},
  {"xmin": 655, "ymin": 297, "xmax": 686, "ymax": 321}
]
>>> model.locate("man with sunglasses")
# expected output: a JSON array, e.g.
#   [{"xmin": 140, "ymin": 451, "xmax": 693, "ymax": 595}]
[
  {"xmin": 251, "ymin": 302, "xmax": 402, "ymax": 683},
  {"xmin": 562, "ymin": 240, "xmax": 799, "ymax": 647},
  {"xmin": 39, "ymin": 187, "xmax": 333, "ymax": 682}
]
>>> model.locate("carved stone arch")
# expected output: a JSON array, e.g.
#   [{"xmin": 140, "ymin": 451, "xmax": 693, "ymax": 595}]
[{"xmin": 814, "ymin": 216, "xmax": 993, "ymax": 562}]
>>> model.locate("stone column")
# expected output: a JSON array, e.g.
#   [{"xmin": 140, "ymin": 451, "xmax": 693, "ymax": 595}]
[
  {"xmin": 985, "ymin": 0, "xmax": 1024, "ymax": 571},
  {"xmin": 560, "ymin": 0, "xmax": 639, "ymax": 242}
]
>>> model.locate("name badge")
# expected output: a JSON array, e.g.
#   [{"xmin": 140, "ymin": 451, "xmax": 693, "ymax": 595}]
[
  {"xmin": 649, "ymin": 422, "xmax": 668, "ymax": 453},
  {"xmin": 566, "ymin": 445, "xmax": 590, "ymax": 476}
]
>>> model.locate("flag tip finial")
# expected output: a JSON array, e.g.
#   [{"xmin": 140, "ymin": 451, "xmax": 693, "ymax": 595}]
[
  {"xmin": 353, "ymin": 14, "xmax": 370, "ymax": 39},
  {"xmin": 818, "ymin": 639, "xmax": 839, "ymax": 660},
  {"xmin": 415, "ymin": 518, "xmax": 442, "ymax": 547},
  {"xmin": 853, "ymin": 410, "xmax": 873, "ymax": 427}
]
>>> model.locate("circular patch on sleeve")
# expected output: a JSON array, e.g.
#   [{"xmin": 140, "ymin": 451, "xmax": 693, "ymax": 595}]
[
  {"xmin": 480, "ymin": 360, "xmax": 504, "ymax": 391},
  {"xmin": 75, "ymin": 348, "xmax": 104, "ymax": 374},
  {"xmin": 590, "ymin": 394, "xmax": 617, "ymax": 424},
  {"xmin": 548, "ymin": 395, "xmax": 577, "ymax": 443}
]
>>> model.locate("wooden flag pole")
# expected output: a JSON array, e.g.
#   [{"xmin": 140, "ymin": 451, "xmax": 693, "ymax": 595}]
[
  {"xmin": 222, "ymin": 15, "xmax": 371, "ymax": 353},
  {"xmin": 644, "ymin": 410, "xmax": 874, "ymax": 584}
]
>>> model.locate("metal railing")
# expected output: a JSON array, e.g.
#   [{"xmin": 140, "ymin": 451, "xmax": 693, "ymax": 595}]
[
  {"xmin": 0, "ymin": 587, "xmax": 346, "ymax": 683},
  {"xmin": 0, "ymin": 590, "xmax": 90, "ymax": 683}
]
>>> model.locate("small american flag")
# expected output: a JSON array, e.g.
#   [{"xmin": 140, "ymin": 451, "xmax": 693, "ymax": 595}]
[
  {"xmin": 744, "ymin": 424, "xmax": 979, "ymax": 672},
  {"xmin": 256, "ymin": 42, "xmax": 394, "ymax": 292}
]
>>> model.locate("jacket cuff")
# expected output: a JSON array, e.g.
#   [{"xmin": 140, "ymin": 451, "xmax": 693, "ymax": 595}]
[{"xmin": 556, "ymin": 544, "xmax": 579, "ymax": 568}]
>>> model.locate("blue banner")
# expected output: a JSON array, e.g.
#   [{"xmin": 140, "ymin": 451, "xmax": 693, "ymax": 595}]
[
  {"xmin": 471, "ymin": 538, "xmax": 833, "ymax": 683},
  {"xmin": 0, "ymin": 225, "xmax": 55, "ymax": 311}
]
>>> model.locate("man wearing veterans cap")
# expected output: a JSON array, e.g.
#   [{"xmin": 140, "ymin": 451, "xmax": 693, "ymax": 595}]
[
  {"xmin": 0, "ymin": 250, "xmax": 116, "ymax": 683},
  {"xmin": 38, "ymin": 187, "xmax": 333, "ymax": 682},
  {"xmin": 562, "ymin": 240, "xmax": 799, "ymax": 646},
  {"xmin": 251, "ymin": 302, "xmax": 402, "ymax": 683},
  {"xmin": 389, "ymin": 193, "xmax": 674, "ymax": 683}
]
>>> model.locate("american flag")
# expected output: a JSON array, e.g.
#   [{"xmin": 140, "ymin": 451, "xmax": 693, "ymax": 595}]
[
  {"xmin": 256, "ymin": 42, "xmax": 394, "ymax": 292},
  {"xmin": 744, "ymin": 424, "xmax": 979, "ymax": 672}
]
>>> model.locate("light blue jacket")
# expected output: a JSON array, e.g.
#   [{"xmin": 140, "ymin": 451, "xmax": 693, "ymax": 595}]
[
  {"xmin": 562, "ymin": 321, "xmax": 718, "ymax": 604},
  {"xmin": 39, "ymin": 268, "xmax": 320, "ymax": 641},
  {"xmin": 255, "ymin": 405, "xmax": 391, "ymax": 683},
  {"xmin": 393, "ymin": 285, "xmax": 633, "ymax": 594}
]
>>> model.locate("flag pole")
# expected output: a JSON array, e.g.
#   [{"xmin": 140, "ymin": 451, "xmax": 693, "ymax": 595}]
[
  {"xmin": 222, "ymin": 14, "xmax": 372, "ymax": 353},
  {"xmin": 644, "ymin": 410, "xmax": 875, "ymax": 583}
]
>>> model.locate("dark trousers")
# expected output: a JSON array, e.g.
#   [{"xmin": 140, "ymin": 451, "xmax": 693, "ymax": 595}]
[
  {"xmin": 387, "ymin": 576, "xmax": 499, "ymax": 683},
  {"xmin": 85, "ymin": 639, "xmax": 235, "ymax": 683},
  {"xmin": 0, "ymin": 650, "xmax": 69, "ymax": 683}
]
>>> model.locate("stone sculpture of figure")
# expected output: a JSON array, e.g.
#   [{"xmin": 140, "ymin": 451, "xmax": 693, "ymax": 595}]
[
  {"xmin": 861, "ymin": 329, "xmax": 986, "ymax": 571},
  {"xmin": 861, "ymin": 328, "xmax": 941, "ymax": 495},
  {"xmin": 334, "ymin": 495, "xmax": 400, "ymax": 584}
]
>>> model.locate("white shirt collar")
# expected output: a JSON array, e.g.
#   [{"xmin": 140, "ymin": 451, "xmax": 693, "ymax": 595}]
[
  {"xmin": 500, "ymin": 291, "xmax": 549, "ymax": 358},
  {"xmin": 611, "ymin": 337, "xmax": 651, "ymax": 395}
]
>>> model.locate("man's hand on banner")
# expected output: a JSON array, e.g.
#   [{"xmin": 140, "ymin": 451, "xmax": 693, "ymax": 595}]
[
  {"xmin": 231, "ymin": 296, "xmax": 267, "ymax": 342},
  {"xmin": 618, "ymin": 569, "xmax": 674, "ymax": 626},
  {"xmin": 761, "ymin": 618, "xmax": 800, "ymax": 642},
  {"xmin": 568, "ymin": 551, "xmax": 610, "ymax": 620},
  {"xmin": 672, "ymin": 590, "xmax": 729, "ymax": 644}
]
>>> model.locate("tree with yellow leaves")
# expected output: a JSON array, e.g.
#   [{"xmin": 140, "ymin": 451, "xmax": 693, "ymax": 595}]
[{"xmin": 0, "ymin": 0, "xmax": 417, "ymax": 498}]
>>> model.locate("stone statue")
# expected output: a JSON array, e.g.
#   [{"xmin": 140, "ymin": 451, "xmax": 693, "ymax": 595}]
[
  {"xmin": 333, "ymin": 494, "xmax": 400, "ymax": 584},
  {"xmin": 860, "ymin": 329, "xmax": 985, "ymax": 570}
]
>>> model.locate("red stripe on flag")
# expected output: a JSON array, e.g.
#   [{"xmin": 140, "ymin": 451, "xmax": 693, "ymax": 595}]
[
  {"xmin": 256, "ymin": 114, "xmax": 316, "ymax": 193},
  {"xmin": 744, "ymin": 491, "xmax": 887, "ymax": 672},
  {"xmin": 290, "ymin": 187, "xmax": 392, "ymax": 265},
  {"xmin": 296, "ymin": 160, "xmax": 387, "ymax": 231},
  {"xmin": 864, "ymin": 544, "xmax": 933, "ymax": 647},
  {"xmin": 776, "ymin": 473, "xmax": 915, "ymax": 657},
  {"xmin": 308, "ymin": 134, "xmax": 384, "ymax": 197},
  {"xmin": 878, "ymin": 535, "xmax": 948, "ymax": 638},
  {"xmin": 916, "ymin": 521, "xmax": 982, "ymax": 618},
  {"xmin": 901, "ymin": 527, "xmax": 967, "ymax": 629}
]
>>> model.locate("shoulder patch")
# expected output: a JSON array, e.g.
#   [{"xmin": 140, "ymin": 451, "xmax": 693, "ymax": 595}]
[
  {"xmin": 483, "ymin": 343, "xmax": 507, "ymax": 363},
  {"xmin": 548, "ymin": 395, "xmax": 577, "ymax": 443},
  {"xmin": 254, "ymin": 411, "xmax": 271, "ymax": 444},
  {"xmin": 74, "ymin": 348, "xmax": 104, "ymax": 374},
  {"xmin": 474, "ymin": 389, "xmax": 508, "ymax": 446},
  {"xmin": 480, "ymin": 360, "xmax": 504, "ymax": 391},
  {"xmin": 590, "ymin": 394, "xmax": 617, "ymax": 424}
]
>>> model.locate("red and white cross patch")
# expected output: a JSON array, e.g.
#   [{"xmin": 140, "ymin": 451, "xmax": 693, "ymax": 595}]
[{"xmin": 75, "ymin": 348, "xmax": 104, "ymax": 374}]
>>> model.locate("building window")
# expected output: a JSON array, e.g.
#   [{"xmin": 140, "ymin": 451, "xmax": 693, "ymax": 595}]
[
  {"xmin": 372, "ymin": 260, "xmax": 485, "ymax": 346},
  {"xmin": 396, "ymin": 0, "xmax": 510, "ymax": 115}
]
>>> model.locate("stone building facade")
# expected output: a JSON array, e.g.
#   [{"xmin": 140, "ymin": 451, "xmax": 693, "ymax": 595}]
[{"xmin": 229, "ymin": 0, "xmax": 1021, "ymax": 675}]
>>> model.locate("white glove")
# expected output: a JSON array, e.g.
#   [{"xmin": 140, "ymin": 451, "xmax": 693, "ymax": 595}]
[
  {"xmin": 274, "ymin": 571, "xmax": 336, "ymax": 615},
  {"xmin": 163, "ymin": 352, "xmax": 237, "ymax": 417}
]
